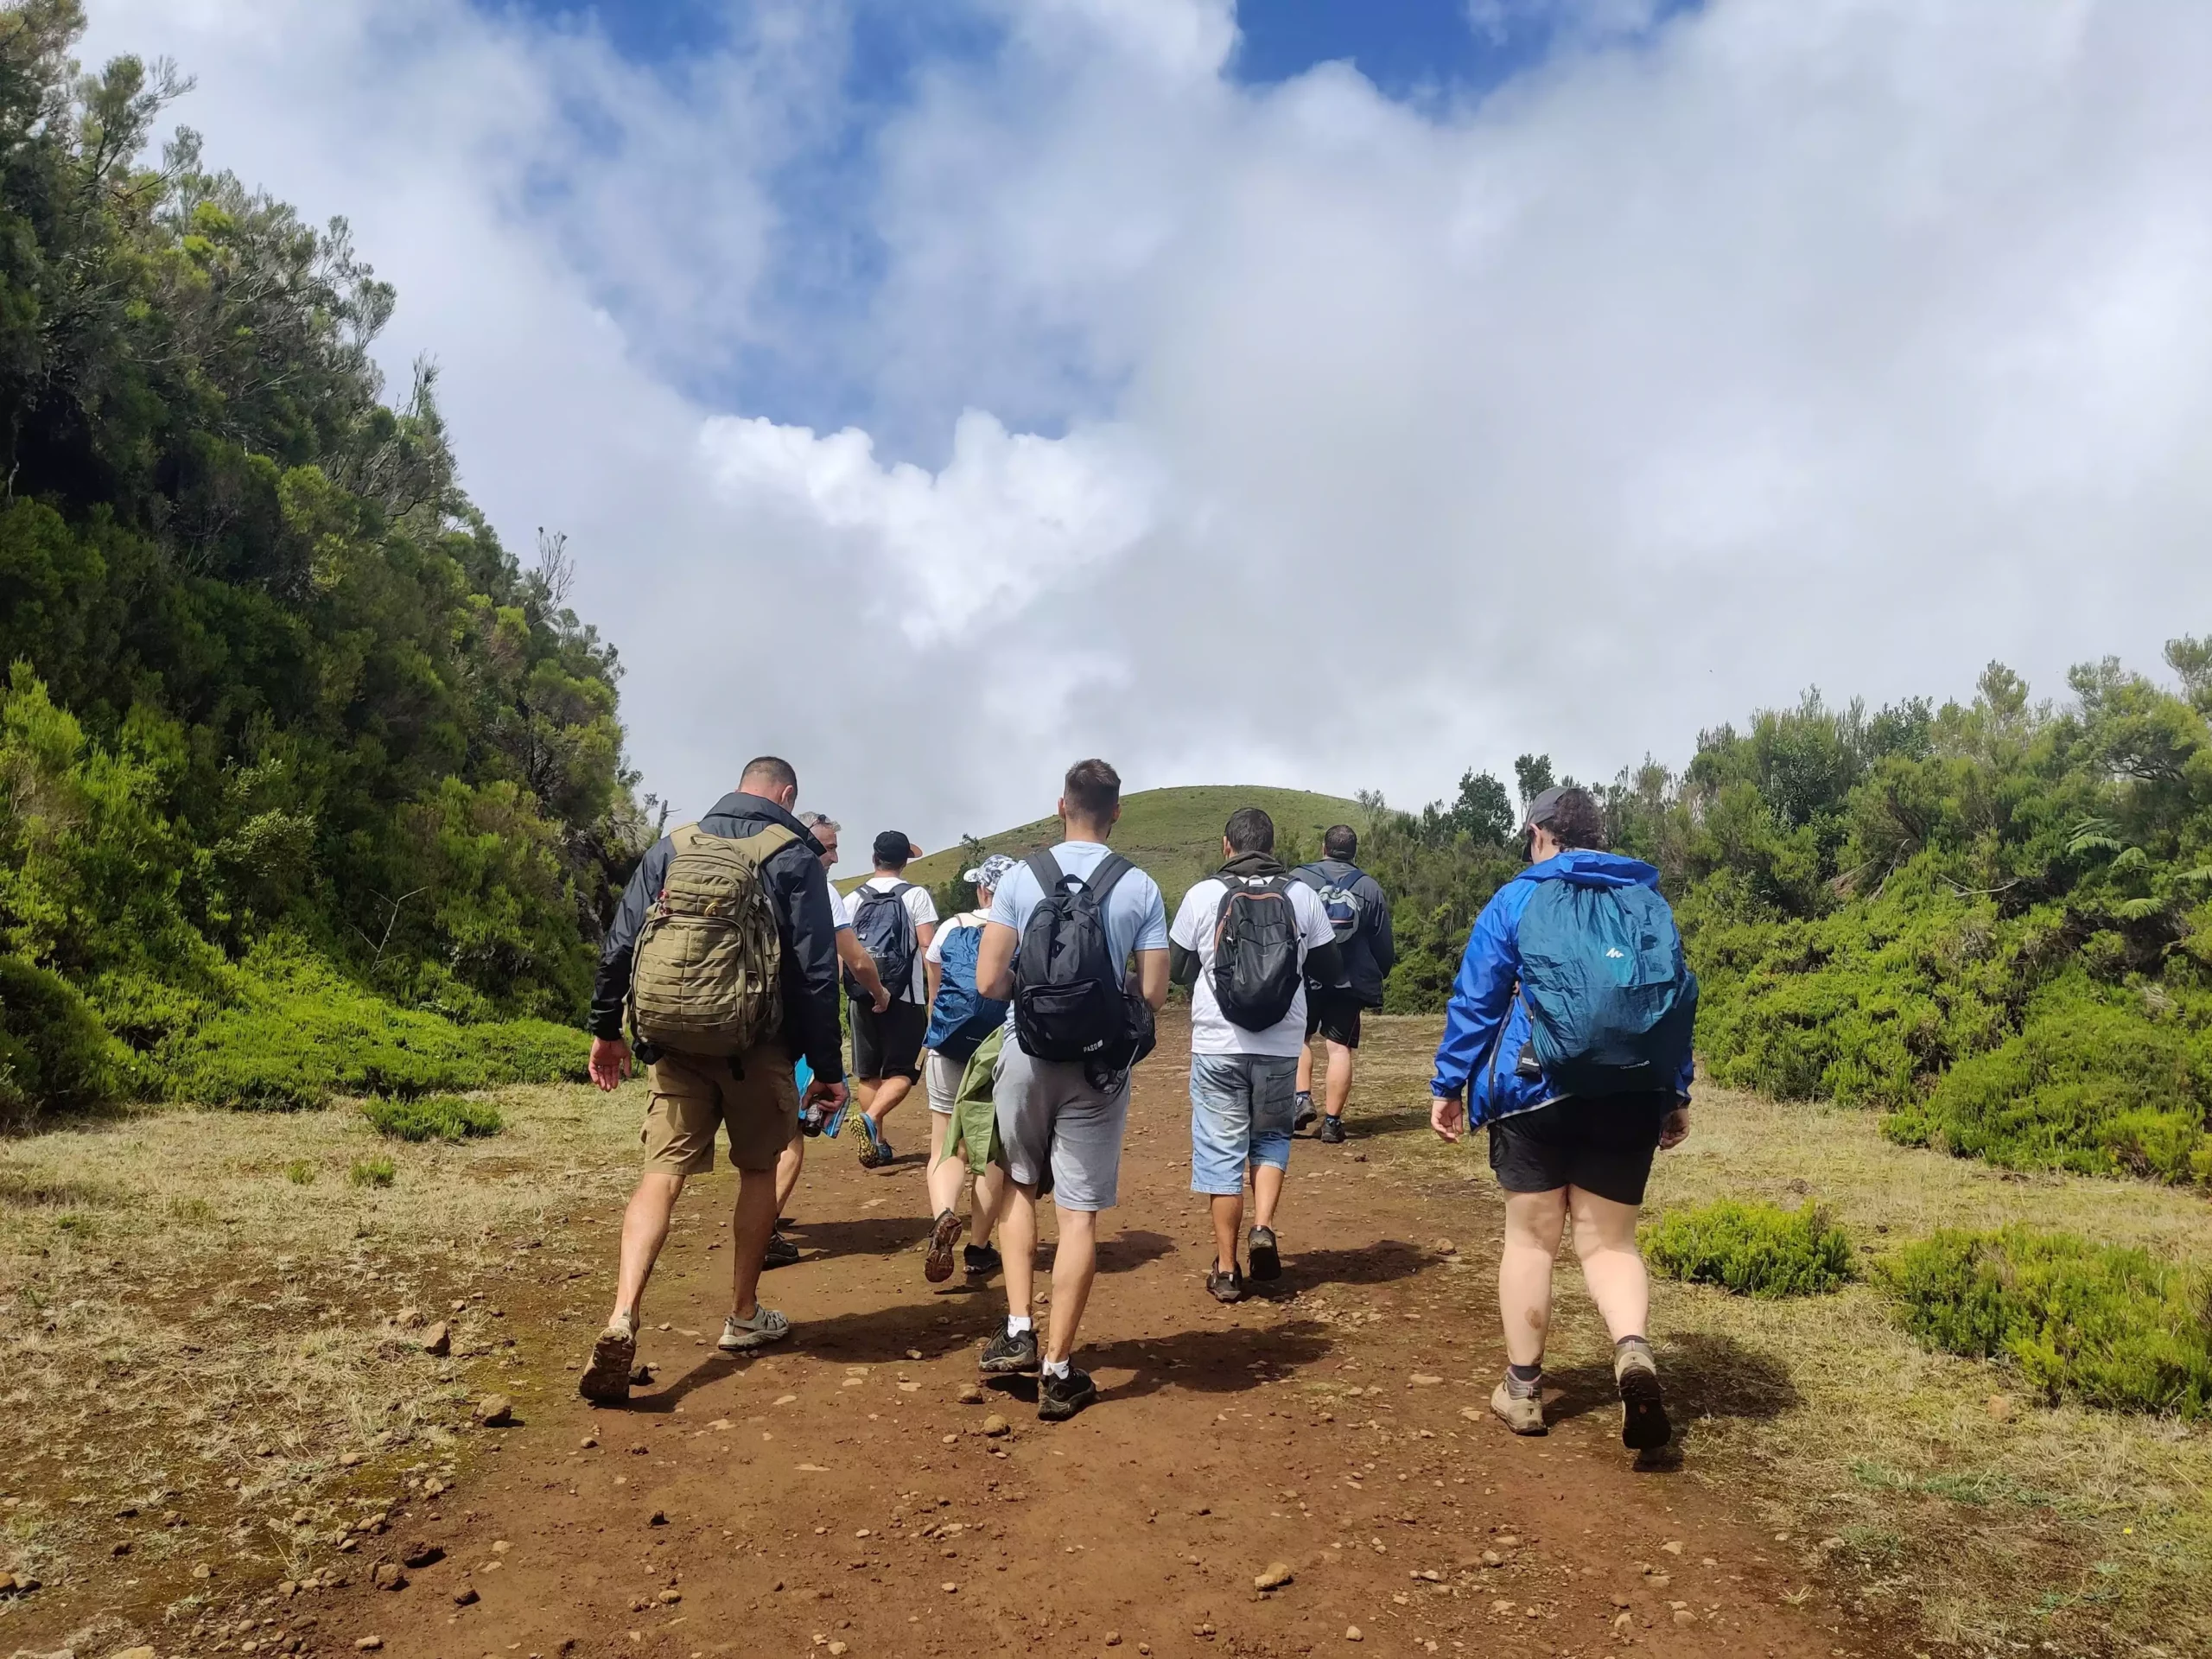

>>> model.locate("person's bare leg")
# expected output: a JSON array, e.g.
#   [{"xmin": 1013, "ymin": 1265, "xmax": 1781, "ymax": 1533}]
[
  {"xmin": 1252, "ymin": 1163, "xmax": 1286, "ymax": 1231},
  {"xmin": 728, "ymin": 1167, "xmax": 779, "ymax": 1320},
  {"xmin": 925, "ymin": 1121, "xmax": 965, "ymax": 1217},
  {"xmin": 775, "ymin": 1130, "xmax": 804, "ymax": 1217},
  {"xmin": 970, "ymin": 1162, "xmax": 1008, "ymax": 1246},
  {"xmin": 1295, "ymin": 1040, "xmax": 1316, "ymax": 1098},
  {"xmin": 1324, "ymin": 1040, "xmax": 1355, "ymax": 1117},
  {"xmin": 1567, "ymin": 1186, "xmax": 1650, "ymax": 1340},
  {"xmin": 610, "ymin": 1170, "xmax": 684, "ymax": 1325},
  {"xmin": 1497, "ymin": 1188, "xmax": 1569, "ymax": 1367},
  {"xmin": 1000, "ymin": 1182, "xmax": 1041, "ymax": 1321},
  {"xmin": 852, "ymin": 1076, "xmax": 880, "ymax": 1119},
  {"xmin": 865, "ymin": 1073, "xmax": 915, "ymax": 1128},
  {"xmin": 1208, "ymin": 1192, "xmax": 1243, "ymax": 1273},
  {"xmin": 1044, "ymin": 1205, "xmax": 1099, "ymax": 1363}
]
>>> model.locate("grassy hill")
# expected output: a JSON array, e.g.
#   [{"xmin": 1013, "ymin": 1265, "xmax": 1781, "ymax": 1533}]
[{"xmin": 846, "ymin": 785, "xmax": 1365, "ymax": 912}]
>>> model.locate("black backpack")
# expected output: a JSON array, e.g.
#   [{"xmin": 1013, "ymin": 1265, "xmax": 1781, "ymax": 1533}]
[
  {"xmin": 1211, "ymin": 875, "xmax": 1305, "ymax": 1030},
  {"xmin": 1014, "ymin": 851, "xmax": 1150, "ymax": 1065},
  {"xmin": 847, "ymin": 882, "xmax": 918, "ymax": 1002}
]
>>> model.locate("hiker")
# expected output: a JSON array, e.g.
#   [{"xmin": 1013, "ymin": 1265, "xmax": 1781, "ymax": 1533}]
[
  {"xmin": 972, "ymin": 759, "xmax": 1169, "ymax": 1421},
  {"xmin": 1291, "ymin": 824, "xmax": 1395, "ymax": 1144},
  {"xmin": 845, "ymin": 831, "xmax": 938, "ymax": 1170},
  {"xmin": 918, "ymin": 852, "xmax": 1018, "ymax": 1284},
  {"xmin": 579, "ymin": 756, "xmax": 849, "ymax": 1402},
  {"xmin": 1169, "ymin": 808, "xmax": 1343, "ymax": 1302},
  {"xmin": 764, "ymin": 812, "xmax": 889, "ymax": 1269},
  {"xmin": 1427, "ymin": 785, "xmax": 1697, "ymax": 1452}
]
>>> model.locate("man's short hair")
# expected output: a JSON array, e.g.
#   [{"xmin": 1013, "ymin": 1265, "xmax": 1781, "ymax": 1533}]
[
  {"xmin": 1323, "ymin": 823, "xmax": 1358, "ymax": 860},
  {"xmin": 1224, "ymin": 807, "xmax": 1274, "ymax": 855},
  {"xmin": 740, "ymin": 755, "xmax": 798, "ymax": 794},
  {"xmin": 1062, "ymin": 758, "xmax": 1122, "ymax": 823},
  {"xmin": 1529, "ymin": 785, "xmax": 1606, "ymax": 851}
]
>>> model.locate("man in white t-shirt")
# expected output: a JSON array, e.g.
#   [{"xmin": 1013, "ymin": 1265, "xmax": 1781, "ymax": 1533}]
[
  {"xmin": 1168, "ymin": 806, "xmax": 1344, "ymax": 1304},
  {"xmin": 846, "ymin": 830, "xmax": 938, "ymax": 1169}
]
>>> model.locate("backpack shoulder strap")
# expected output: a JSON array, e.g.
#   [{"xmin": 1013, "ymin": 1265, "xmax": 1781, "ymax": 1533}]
[
  {"xmin": 1084, "ymin": 852, "xmax": 1134, "ymax": 906},
  {"xmin": 730, "ymin": 823, "xmax": 798, "ymax": 864},
  {"xmin": 1024, "ymin": 850, "xmax": 1065, "ymax": 896},
  {"xmin": 668, "ymin": 822, "xmax": 706, "ymax": 853}
]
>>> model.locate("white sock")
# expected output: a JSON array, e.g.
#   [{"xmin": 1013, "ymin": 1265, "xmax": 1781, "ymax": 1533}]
[
  {"xmin": 1041, "ymin": 1356, "xmax": 1071, "ymax": 1379},
  {"xmin": 1006, "ymin": 1315, "xmax": 1033, "ymax": 1336}
]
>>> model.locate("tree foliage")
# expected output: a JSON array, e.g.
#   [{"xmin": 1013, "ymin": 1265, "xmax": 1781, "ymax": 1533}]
[{"xmin": 0, "ymin": 5, "xmax": 636, "ymax": 1111}]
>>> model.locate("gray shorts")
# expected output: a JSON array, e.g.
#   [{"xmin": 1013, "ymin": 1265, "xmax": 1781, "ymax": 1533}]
[{"xmin": 993, "ymin": 1039, "xmax": 1131, "ymax": 1213}]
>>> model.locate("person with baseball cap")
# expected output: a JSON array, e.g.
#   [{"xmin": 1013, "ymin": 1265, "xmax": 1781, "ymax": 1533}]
[
  {"xmin": 844, "ymin": 830, "xmax": 938, "ymax": 1168},
  {"xmin": 918, "ymin": 852, "xmax": 1019, "ymax": 1283},
  {"xmin": 1427, "ymin": 784, "xmax": 1696, "ymax": 1455}
]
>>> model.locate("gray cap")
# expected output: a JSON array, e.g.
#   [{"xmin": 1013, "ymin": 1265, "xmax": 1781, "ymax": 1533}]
[{"xmin": 1522, "ymin": 785, "xmax": 1571, "ymax": 831}]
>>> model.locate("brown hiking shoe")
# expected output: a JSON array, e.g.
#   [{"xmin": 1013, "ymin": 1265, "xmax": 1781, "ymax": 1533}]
[
  {"xmin": 578, "ymin": 1315, "xmax": 636, "ymax": 1405},
  {"xmin": 1490, "ymin": 1377, "xmax": 1546, "ymax": 1435},
  {"xmin": 924, "ymin": 1209, "xmax": 966, "ymax": 1283},
  {"xmin": 1614, "ymin": 1338, "xmax": 1671, "ymax": 1451}
]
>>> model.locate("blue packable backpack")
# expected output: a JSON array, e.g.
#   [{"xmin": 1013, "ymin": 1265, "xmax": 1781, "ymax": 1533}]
[
  {"xmin": 922, "ymin": 923, "xmax": 1008, "ymax": 1061},
  {"xmin": 1514, "ymin": 879, "xmax": 1698, "ymax": 1096}
]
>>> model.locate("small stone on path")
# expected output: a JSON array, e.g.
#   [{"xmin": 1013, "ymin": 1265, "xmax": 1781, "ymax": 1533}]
[
  {"xmin": 474, "ymin": 1394, "xmax": 514, "ymax": 1427},
  {"xmin": 421, "ymin": 1321, "xmax": 451, "ymax": 1357},
  {"xmin": 982, "ymin": 1414, "xmax": 1010, "ymax": 1438},
  {"xmin": 1255, "ymin": 1561, "xmax": 1294, "ymax": 1591},
  {"xmin": 1343, "ymin": 1628, "xmax": 1362, "ymax": 1643}
]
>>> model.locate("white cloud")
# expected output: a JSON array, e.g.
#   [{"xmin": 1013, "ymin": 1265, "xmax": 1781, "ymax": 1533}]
[{"xmin": 80, "ymin": 0, "xmax": 2212, "ymax": 866}]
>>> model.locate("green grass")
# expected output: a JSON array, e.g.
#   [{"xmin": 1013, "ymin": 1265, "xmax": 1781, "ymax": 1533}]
[
  {"xmin": 348, "ymin": 1156, "xmax": 396, "ymax": 1188},
  {"xmin": 1641, "ymin": 1198, "xmax": 1854, "ymax": 1296},
  {"xmin": 361, "ymin": 1094, "xmax": 505, "ymax": 1143},
  {"xmin": 874, "ymin": 785, "xmax": 1366, "ymax": 911},
  {"xmin": 1883, "ymin": 1227, "xmax": 2212, "ymax": 1417}
]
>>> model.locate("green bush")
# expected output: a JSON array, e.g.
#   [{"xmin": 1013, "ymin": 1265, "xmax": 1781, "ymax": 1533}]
[
  {"xmin": 362, "ymin": 1094, "xmax": 504, "ymax": 1143},
  {"xmin": 167, "ymin": 943, "xmax": 586, "ymax": 1109},
  {"xmin": 0, "ymin": 954, "xmax": 126, "ymax": 1119},
  {"xmin": 1883, "ymin": 1227, "xmax": 2212, "ymax": 1416},
  {"xmin": 1641, "ymin": 1198, "xmax": 1855, "ymax": 1297},
  {"xmin": 349, "ymin": 1156, "xmax": 396, "ymax": 1189}
]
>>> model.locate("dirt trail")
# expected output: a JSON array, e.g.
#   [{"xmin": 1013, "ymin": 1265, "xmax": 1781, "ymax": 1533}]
[{"xmin": 257, "ymin": 1015, "xmax": 1895, "ymax": 1659}]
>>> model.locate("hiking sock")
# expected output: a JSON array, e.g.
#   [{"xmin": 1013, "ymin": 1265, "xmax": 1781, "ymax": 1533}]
[
  {"xmin": 1505, "ymin": 1361, "xmax": 1543, "ymax": 1399},
  {"xmin": 1041, "ymin": 1356, "xmax": 1071, "ymax": 1380},
  {"xmin": 1006, "ymin": 1315, "xmax": 1033, "ymax": 1337}
]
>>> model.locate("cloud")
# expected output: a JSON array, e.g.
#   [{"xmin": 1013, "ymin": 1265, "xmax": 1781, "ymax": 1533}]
[{"xmin": 81, "ymin": 0, "xmax": 2212, "ymax": 866}]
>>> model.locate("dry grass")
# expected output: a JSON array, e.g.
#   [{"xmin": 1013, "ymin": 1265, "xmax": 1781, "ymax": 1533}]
[
  {"xmin": 1351, "ymin": 1015, "xmax": 2212, "ymax": 1659},
  {"xmin": 0, "ymin": 1079, "xmax": 642, "ymax": 1647}
]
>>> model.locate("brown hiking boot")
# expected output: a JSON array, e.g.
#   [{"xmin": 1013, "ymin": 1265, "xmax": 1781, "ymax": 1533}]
[
  {"xmin": 1615, "ymin": 1338, "xmax": 1671, "ymax": 1451},
  {"xmin": 578, "ymin": 1314, "xmax": 636, "ymax": 1405},
  {"xmin": 924, "ymin": 1209, "xmax": 966, "ymax": 1283},
  {"xmin": 1490, "ymin": 1377, "xmax": 1546, "ymax": 1435}
]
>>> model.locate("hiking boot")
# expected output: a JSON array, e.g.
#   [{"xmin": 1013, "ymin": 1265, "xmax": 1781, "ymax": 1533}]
[
  {"xmin": 1038, "ymin": 1365, "xmax": 1098, "ymax": 1422},
  {"xmin": 1248, "ymin": 1225, "xmax": 1281, "ymax": 1282},
  {"xmin": 1206, "ymin": 1263, "xmax": 1244, "ymax": 1304},
  {"xmin": 1490, "ymin": 1376, "xmax": 1547, "ymax": 1436},
  {"xmin": 963, "ymin": 1243, "xmax": 1003, "ymax": 1279},
  {"xmin": 1614, "ymin": 1338, "xmax": 1672, "ymax": 1451},
  {"xmin": 1293, "ymin": 1091, "xmax": 1318, "ymax": 1133},
  {"xmin": 1317, "ymin": 1115, "xmax": 1347, "ymax": 1146},
  {"xmin": 763, "ymin": 1230, "xmax": 801, "ymax": 1269},
  {"xmin": 855, "ymin": 1114, "xmax": 893, "ymax": 1169},
  {"xmin": 979, "ymin": 1325, "xmax": 1039, "ymax": 1375},
  {"xmin": 717, "ymin": 1305, "xmax": 791, "ymax": 1351},
  {"xmin": 578, "ymin": 1315, "xmax": 636, "ymax": 1404},
  {"xmin": 924, "ymin": 1208, "xmax": 966, "ymax": 1284}
]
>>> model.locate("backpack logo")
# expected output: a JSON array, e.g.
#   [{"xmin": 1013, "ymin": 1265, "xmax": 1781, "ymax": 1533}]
[{"xmin": 1605, "ymin": 947, "xmax": 1625, "ymax": 958}]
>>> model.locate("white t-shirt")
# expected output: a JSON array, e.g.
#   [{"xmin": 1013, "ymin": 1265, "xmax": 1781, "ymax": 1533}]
[
  {"xmin": 827, "ymin": 887, "xmax": 850, "ymax": 931},
  {"xmin": 1169, "ymin": 875, "xmax": 1337, "ymax": 1057},
  {"xmin": 925, "ymin": 910, "xmax": 988, "ymax": 965},
  {"xmin": 849, "ymin": 874, "xmax": 939, "ymax": 1003}
]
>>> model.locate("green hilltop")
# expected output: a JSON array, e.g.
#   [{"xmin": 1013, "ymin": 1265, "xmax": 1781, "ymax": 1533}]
[{"xmin": 849, "ymin": 785, "xmax": 1365, "ymax": 912}]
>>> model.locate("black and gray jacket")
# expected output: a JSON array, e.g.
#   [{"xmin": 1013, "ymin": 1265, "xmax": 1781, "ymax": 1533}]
[
  {"xmin": 588, "ymin": 791, "xmax": 845, "ymax": 1083},
  {"xmin": 1290, "ymin": 858, "xmax": 1397, "ymax": 1008}
]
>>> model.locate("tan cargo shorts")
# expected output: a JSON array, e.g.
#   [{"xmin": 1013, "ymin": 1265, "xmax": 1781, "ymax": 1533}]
[{"xmin": 641, "ymin": 1042, "xmax": 800, "ymax": 1176}]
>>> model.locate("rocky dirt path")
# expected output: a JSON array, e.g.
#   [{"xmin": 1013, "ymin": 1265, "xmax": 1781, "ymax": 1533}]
[{"xmin": 226, "ymin": 1015, "xmax": 1897, "ymax": 1659}]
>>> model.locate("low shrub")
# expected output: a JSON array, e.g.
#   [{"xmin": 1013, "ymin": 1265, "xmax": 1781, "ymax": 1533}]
[
  {"xmin": 1883, "ymin": 1227, "xmax": 2212, "ymax": 1417},
  {"xmin": 167, "ymin": 943, "xmax": 586, "ymax": 1109},
  {"xmin": 0, "ymin": 955, "xmax": 126, "ymax": 1119},
  {"xmin": 349, "ymin": 1156, "xmax": 396, "ymax": 1189},
  {"xmin": 1641, "ymin": 1198, "xmax": 1855, "ymax": 1297},
  {"xmin": 362, "ymin": 1094, "xmax": 504, "ymax": 1143}
]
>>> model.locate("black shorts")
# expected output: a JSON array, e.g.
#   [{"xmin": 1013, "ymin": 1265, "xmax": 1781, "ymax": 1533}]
[
  {"xmin": 1487, "ymin": 1092, "xmax": 1674, "ymax": 1206},
  {"xmin": 850, "ymin": 999, "xmax": 927, "ymax": 1082},
  {"xmin": 1304, "ymin": 995, "xmax": 1363, "ymax": 1049}
]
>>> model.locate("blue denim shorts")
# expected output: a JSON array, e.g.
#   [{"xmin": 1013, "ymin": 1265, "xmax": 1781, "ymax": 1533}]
[{"xmin": 1189, "ymin": 1053, "xmax": 1300, "ymax": 1195}]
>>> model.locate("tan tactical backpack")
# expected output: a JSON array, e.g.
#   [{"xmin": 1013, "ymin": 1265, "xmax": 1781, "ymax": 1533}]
[{"xmin": 627, "ymin": 823, "xmax": 796, "ymax": 1058}]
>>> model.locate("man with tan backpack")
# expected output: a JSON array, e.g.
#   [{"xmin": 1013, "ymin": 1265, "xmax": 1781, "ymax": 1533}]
[{"xmin": 576, "ymin": 756, "xmax": 849, "ymax": 1404}]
